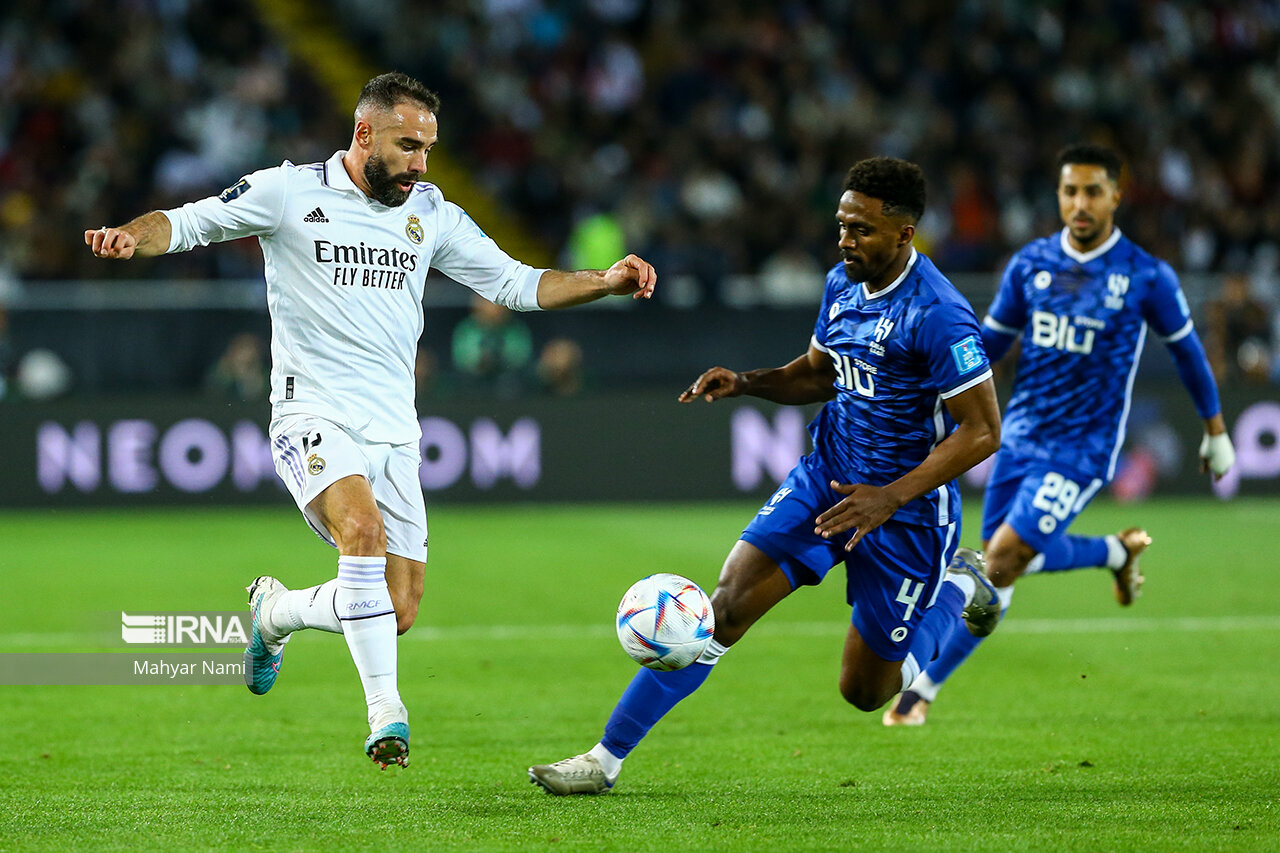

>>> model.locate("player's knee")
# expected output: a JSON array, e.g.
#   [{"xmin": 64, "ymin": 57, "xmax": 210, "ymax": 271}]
[
  {"xmin": 985, "ymin": 544, "xmax": 1034, "ymax": 588},
  {"xmin": 708, "ymin": 593, "xmax": 757, "ymax": 646},
  {"xmin": 837, "ymin": 677, "xmax": 887, "ymax": 713},
  {"xmin": 336, "ymin": 513, "xmax": 386, "ymax": 555}
]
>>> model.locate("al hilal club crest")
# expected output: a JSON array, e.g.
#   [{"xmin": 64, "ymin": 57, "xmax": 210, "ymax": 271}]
[{"xmin": 406, "ymin": 214, "xmax": 424, "ymax": 244}]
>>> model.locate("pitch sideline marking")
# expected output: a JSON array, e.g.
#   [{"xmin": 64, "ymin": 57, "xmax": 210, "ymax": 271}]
[
  {"xmin": 3, "ymin": 614, "xmax": 1277, "ymax": 649},
  {"xmin": 404, "ymin": 614, "xmax": 1280, "ymax": 642}
]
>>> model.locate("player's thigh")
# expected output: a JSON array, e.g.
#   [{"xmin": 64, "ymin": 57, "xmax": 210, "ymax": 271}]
[
  {"xmin": 271, "ymin": 415, "xmax": 376, "ymax": 549},
  {"xmin": 367, "ymin": 442, "xmax": 428, "ymax": 565},
  {"xmin": 837, "ymin": 621, "xmax": 904, "ymax": 711},
  {"xmin": 999, "ymin": 461, "xmax": 1104, "ymax": 554},
  {"xmin": 842, "ymin": 520, "xmax": 956, "ymax": 668},
  {"xmin": 723, "ymin": 457, "xmax": 853, "ymax": 645},
  {"xmin": 837, "ymin": 520, "xmax": 957, "ymax": 712},
  {"xmin": 709, "ymin": 540, "xmax": 796, "ymax": 646},
  {"xmin": 735, "ymin": 455, "xmax": 848, "ymax": 600},
  {"xmin": 310, "ymin": 475, "xmax": 386, "ymax": 554}
]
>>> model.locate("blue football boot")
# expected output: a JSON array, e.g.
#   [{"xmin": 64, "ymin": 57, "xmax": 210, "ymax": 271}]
[{"xmin": 244, "ymin": 576, "xmax": 288, "ymax": 695}]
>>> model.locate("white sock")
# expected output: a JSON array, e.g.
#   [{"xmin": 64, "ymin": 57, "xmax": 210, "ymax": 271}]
[
  {"xmin": 334, "ymin": 556, "xmax": 401, "ymax": 720},
  {"xmin": 900, "ymin": 652, "xmax": 921, "ymax": 692},
  {"xmin": 947, "ymin": 571, "xmax": 977, "ymax": 605},
  {"xmin": 997, "ymin": 585, "xmax": 1015, "ymax": 610},
  {"xmin": 1104, "ymin": 535, "xmax": 1127, "ymax": 569},
  {"xmin": 589, "ymin": 742, "xmax": 623, "ymax": 780},
  {"xmin": 695, "ymin": 639, "xmax": 730, "ymax": 665},
  {"xmin": 272, "ymin": 579, "xmax": 343, "ymax": 635},
  {"xmin": 909, "ymin": 671, "xmax": 940, "ymax": 702}
]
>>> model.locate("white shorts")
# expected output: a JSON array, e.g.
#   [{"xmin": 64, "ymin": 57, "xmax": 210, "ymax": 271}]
[{"xmin": 270, "ymin": 414, "xmax": 428, "ymax": 563}]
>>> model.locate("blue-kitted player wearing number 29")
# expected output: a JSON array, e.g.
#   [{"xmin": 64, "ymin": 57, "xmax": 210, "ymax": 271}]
[
  {"xmin": 530, "ymin": 157, "xmax": 1004, "ymax": 794},
  {"xmin": 884, "ymin": 144, "xmax": 1236, "ymax": 726}
]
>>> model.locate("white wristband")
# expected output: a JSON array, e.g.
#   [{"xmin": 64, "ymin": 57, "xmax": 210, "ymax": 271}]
[{"xmin": 1199, "ymin": 431, "xmax": 1235, "ymax": 476}]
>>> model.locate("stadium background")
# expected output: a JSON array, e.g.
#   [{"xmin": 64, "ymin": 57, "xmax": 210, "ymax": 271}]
[{"xmin": 1, "ymin": 0, "xmax": 1278, "ymax": 506}]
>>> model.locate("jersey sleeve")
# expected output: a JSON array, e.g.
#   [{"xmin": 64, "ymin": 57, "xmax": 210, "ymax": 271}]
[
  {"xmin": 163, "ymin": 166, "xmax": 287, "ymax": 252},
  {"xmin": 1141, "ymin": 260, "xmax": 1195, "ymax": 342},
  {"xmin": 431, "ymin": 199, "xmax": 547, "ymax": 312},
  {"xmin": 918, "ymin": 298, "xmax": 993, "ymax": 399},
  {"xmin": 1142, "ymin": 261, "xmax": 1221, "ymax": 418}
]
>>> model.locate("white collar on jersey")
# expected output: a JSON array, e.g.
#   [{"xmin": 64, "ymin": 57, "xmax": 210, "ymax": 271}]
[
  {"xmin": 1059, "ymin": 226, "xmax": 1122, "ymax": 264},
  {"xmin": 862, "ymin": 247, "xmax": 918, "ymax": 300},
  {"xmin": 324, "ymin": 150, "xmax": 366, "ymax": 197}
]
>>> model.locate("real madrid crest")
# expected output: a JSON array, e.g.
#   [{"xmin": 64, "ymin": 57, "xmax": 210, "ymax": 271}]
[
  {"xmin": 307, "ymin": 454, "xmax": 326, "ymax": 475},
  {"xmin": 405, "ymin": 214, "xmax": 424, "ymax": 245}
]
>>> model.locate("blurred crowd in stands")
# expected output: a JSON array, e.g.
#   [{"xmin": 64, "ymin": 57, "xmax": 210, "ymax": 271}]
[
  {"xmin": 1, "ymin": 0, "xmax": 1279, "ymax": 396},
  {"xmin": 0, "ymin": 0, "xmax": 341, "ymax": 284}
]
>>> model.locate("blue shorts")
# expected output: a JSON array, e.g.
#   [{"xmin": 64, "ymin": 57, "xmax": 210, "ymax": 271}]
[
  {"xmin": 740, "ymin": 453, "xmax": 959, "ymax": 661},
  {"xmin": 981, "ymin": 450, "xmax": 1105, "ymax": 552}
]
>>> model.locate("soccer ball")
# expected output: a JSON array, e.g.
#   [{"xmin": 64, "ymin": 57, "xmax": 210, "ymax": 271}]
[{"xmin": 616, "ymin": 573, "xmax": 715, "ymax": 671}]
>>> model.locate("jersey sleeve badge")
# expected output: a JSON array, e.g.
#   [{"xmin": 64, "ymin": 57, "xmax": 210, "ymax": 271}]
[
  {"xmin": 950, "ymin": 335, "xmax": 984, "ymax": 374},
  {"xmin": 218, "ymin": 178, "xmax": 251, "ymax": 203}
]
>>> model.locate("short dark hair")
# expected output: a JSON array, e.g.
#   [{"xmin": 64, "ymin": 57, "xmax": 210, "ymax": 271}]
[
  {"xmin": 843, "ymin": 157, "xmax": 926, "ymax": 223},
  {"xmin": 1057, "ymin": 143, "xmax": 1124, "ymax": 183},
  {"xmin": 355, "ymin": 72, "xmax": 441, "ymax": 119}
]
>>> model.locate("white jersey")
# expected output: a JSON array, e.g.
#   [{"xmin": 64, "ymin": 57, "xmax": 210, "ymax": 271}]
[{"xmin": 163, "ymin": 150, "xmax": 547, "ymax": 444}]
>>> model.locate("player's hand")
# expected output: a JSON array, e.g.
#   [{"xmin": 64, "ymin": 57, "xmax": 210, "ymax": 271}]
[
  {"xmin": 602, "ymin": 253, "xmax": 657, "ymax": 300},
  {"xmin": 85, "ymin": 226, "xmax": 138, "ymax": 260},
  {"xmin": 678, "ymin": 367, "xmax": 746, "ymax": 403},
  {"xmin": 815, "ymin": 481, "xmax": 901, "ymax": 551},
  {"xmin": 1199, "ymin": 431, "xmax": 1235, "ymax": 479}
]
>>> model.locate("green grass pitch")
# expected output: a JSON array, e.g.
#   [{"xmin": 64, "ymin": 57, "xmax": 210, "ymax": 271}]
[{"xmin": 0, "ymin": 498, "xmax": 1277, "ymax": 851}]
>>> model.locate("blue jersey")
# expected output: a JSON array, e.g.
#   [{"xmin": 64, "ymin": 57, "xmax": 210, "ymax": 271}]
[
  {"xmin": 985, "ymin": 228, "xmax": 1196, "ymax": 481},
  {"xmin": 810, "ymin": 249, "xmax": 992, "ymax": 527}
]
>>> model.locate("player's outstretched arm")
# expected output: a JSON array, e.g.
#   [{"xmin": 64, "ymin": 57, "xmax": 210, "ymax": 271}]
[
  {"xmin": 678, "ymin": 342, "xmax": 837, "ymax": 406},
  {"xmin": 815, "ymin": 378, "xmax": 1001, "ymax": 550},
  {"xmin": 535, "ymin": 254, "xmax": 656, "ymax": 309},
  {"xmin": 84, "ymin": 212, "xmax": 171, "ymax": 260}
]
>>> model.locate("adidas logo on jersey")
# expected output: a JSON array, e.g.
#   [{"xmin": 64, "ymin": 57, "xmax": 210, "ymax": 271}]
[{"xmin": 302, "ymin": 207, "xmax": 329, "ymax": 223}]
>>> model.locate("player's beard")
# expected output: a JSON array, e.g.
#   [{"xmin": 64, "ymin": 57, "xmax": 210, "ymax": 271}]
[
  {"xmin": 1070, "ymin": 218, "xmax": 1103, "ymax": 245},
  {"xmin": 364, "ymin": 152, "xmax": 416, "ymax": 207}
]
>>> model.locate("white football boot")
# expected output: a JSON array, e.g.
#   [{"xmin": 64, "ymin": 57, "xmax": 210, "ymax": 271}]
[{"xmin": 529, "ymin": 753, "xmax": 615, "ymax": 795}]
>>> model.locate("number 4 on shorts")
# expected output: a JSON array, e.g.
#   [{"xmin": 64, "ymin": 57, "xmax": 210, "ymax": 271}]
[{"xmin": 896, "ymin": 579, "xmax": 924, "ymax": 620}]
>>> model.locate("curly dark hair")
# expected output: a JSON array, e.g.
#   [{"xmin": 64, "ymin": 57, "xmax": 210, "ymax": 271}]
[
  {"xmin": 355, "ymin": 72, "xmax": 441, "ymax": 119},
  {"xmin": 843, "ymin": 157, "xmax": 927, "ymax": 223},
  {"xmin": 1057, "ymin": 143, "xmax": 1124, "ymax": 182}
]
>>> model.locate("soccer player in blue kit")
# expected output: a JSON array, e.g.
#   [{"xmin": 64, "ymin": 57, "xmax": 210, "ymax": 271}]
[
  {"xmin": 530, "ymin": 157, "xmax": 1004, "ymax": 794},
  {"xmin": 884, "ymin": 144, "xmax": 1236, "ymax": 727}
]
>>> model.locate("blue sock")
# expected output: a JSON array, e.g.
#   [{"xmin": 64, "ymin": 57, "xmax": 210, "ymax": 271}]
[
  {"xmin": 1035, "ymin": 535, "xmax": 1110, "ymax": 573},
  {"xmin": 922, "ymin": 622, "xmax": 985, "ymax": 686},
  {"xmin": 922, "ymin": 586, "xmax": 1015, "ymax": 689},
  {"xmin": 600, "ymin": 663, "xmax": 714, "ymax": 759},
  {"xmin": 898, "ymin": 582, "xmax": 964, "ymax": 687}
]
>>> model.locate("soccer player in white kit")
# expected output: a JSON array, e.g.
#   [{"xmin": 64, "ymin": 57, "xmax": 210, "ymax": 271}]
[{"xmin": 84, "ymin": 72, "xmax": 657, "ymax": 768}]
